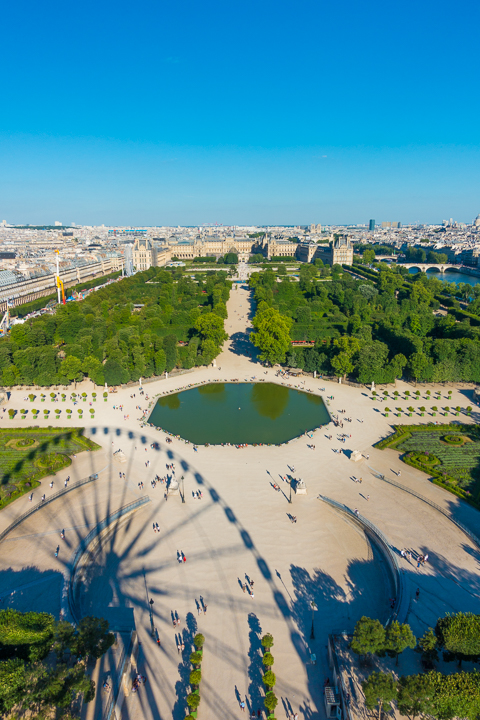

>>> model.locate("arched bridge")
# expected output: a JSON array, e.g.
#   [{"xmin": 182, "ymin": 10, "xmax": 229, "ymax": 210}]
[{"xmin": 397, "ymin": 263, "xmax": 459, "ymax": 273}]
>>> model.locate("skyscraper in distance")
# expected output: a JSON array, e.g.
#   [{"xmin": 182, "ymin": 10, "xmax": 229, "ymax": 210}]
[{"xmin": 369, "ymin": 219, "xmax": 375, "ymax": 231}]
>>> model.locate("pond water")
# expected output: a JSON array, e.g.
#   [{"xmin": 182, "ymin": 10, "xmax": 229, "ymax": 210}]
[
  {"xmin": 408, "ymin": 268, "xmax": 480, "ymax": 286},
  {"xmin": 148, "ymin": 382, "xmax": 330, "ymax": 445}
]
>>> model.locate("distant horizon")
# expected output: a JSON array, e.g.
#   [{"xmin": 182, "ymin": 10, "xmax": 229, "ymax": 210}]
[{"xmin": 3, "ymin": 217, "xmax": 479, "ymax": 229}]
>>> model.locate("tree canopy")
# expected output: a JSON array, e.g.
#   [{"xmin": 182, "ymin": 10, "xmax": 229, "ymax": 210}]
[
  {"xmin": 351, "ymin": 616, "xmax": 385, "ymax": 659},
  {"xmin": 1, "ymin": 268, "xmax": 231, "ymax": 386},
  {"xmin": 251, "ymin": 302, "xmax": 293, "ymax": 365},
  {"xmin": 248, "ymin": 263, "xmax": 480, "ymax": 382},
  {"xmin": 0, "ymin": 610, "xmax": 114, "ymax": 718}
]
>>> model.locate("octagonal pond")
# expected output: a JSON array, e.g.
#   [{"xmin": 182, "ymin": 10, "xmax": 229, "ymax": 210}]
[{"xmin": 148, "ymin": 382, "xmax": 330, "ymax": 445}]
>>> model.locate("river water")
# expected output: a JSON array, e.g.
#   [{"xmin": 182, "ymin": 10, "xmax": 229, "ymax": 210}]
[{"xmin": 408, "ymin": 268, "xmax": 480, "ymax": 286}]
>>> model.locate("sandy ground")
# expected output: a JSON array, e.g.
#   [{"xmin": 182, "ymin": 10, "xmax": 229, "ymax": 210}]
[{"xmin": 1, "ymin": 273, "xmax": 480, "ymax": 720}]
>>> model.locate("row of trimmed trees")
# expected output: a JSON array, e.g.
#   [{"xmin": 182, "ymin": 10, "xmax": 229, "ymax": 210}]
[
  {"xmin": 28, "ymin": 392, "xmax": 103, "ymax": 401},
  {"xmin": 185, "ymin": 633, "xmax": 204, "ymax": 719},
  {"xmin": 260, "ymin": 633, "xmax": 278, "ymax": 717},
  {"xmin": 15, "ymin": 408, "xmax": 95, "ymax": 416}
]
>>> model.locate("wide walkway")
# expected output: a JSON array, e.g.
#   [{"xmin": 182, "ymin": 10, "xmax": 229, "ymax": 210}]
[{"xmin": 0, "ymin": 278, "xmax": 479, "ymax": 720}]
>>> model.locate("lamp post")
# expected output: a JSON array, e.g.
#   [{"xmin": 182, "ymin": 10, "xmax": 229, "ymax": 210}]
[
  {"xmin": 310, "ymin": 600, "xmax": 317, "ymax": 640},
  {"xmin": 181, "ymin": 475, "xmax": 185, "ymax": 503},
  {"xmin": 149, "ymin": 598, "xmax": 155, "ymax": 636}
]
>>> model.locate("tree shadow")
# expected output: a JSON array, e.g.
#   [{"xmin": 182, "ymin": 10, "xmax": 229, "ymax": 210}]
[{"xmin": 246, "ymin": 613, "xmax": 263, "ymax": 716}]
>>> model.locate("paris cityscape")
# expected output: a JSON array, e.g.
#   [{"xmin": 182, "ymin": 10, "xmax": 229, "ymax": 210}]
[{"xmin": 0, "ymin": 0, "xmax": 479, "ymax": 718}]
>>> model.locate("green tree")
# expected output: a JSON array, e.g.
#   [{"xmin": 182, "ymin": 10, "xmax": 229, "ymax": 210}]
[
  {"xmin": 262, "ymin": 670, "xmax": 276, "ymax": 688},
  {"xmin": 154, "ymin": 348, "xmax": 167, "ymax": 375},
  {"xmin": 416, "ymin": 628, "xmax": 438, "ymax": 667},
  {"xmin": 261, "ymin": 633, "xmax": 274, "ymax": 650},
  {"xmin": 436, "ymin": 612, "xmax": 480, "ymax": 665},
  {"xmin": 186, "ymin": 692, "xmax": 201, "ymax": 710},
  {"xmin": 408, "ymin": 352, "xmax": 429, "ymax": 382},
  {"xmin": 190, "ymin": 651, "xmax": 202, "ymax": 665},
  {"xmin": 0, "ymin": 658, "xmax": 26, "ymax": 713},
  {"xmin": 195, "ymin": 314, "xmax": 228, "ymax": 348},
  {"xmin": 0, "ymin": 611, "xmax": 112, "ymax": 718},
  {"xmin": 190, "ymin": 669, "xmax": 202, "ymax": 685},
  {"xmin": 362, "ymin": 671, "xmax": 397, "ymax": 720},
  {"xmin": 384, "ymin": 621, "xmax": 416, "ymax": 665},
  {"xmin": 397, "ymin": 673, "xmax": 434, "ymax": 719},
  {"xmin": 251, "ymin": 304, "xmax": 292, "ymax": 365},
  {"xmin": 262, "ymin": 652, "xmax": 274, "ymax": 667},
  {"xmin": 389, "ymin": 353, "xmax": 407, "ymax": 382},
  {"xmin": 224, "ymin": 252, "xmax": 238, "ymax": 264},
  {"xmin": 264, "ymin": 691, "xmax": 278, "ymax": 713},
  {"xmin": 83, "ymin": 355, "xmax": 105, "ymax": 385},
  {"xmin": 356, "ymin": 341, "xmax": 389, "ymax": 383},
  {"xmin": 193, "ymin": 633, "xmax": 205, "ymax": 650},
  {"xmin": 72, "ymin": 616, "xmax": 115, "ymax": 660},
  {"xmin": 59, "ymin": 355, "xmax": 84, "ymax": 383},
  {"xmin": 163, "ymin": 334, "xmax": 178, "ymax": 372},
  {"xmin": 103, "ymin": 358, "xmax": 129, "ymax": 385},
  {"xmin": 351, "ymin": 617, "xmax": 385, "ymax": 660},
  {"xmin": 331, "ymin": 351, "xmax": 354, "ymax": 379},
  {"xmin": 0, "ymin": 609, "xmax": 55, "ymax": 649},
  {"xmin": 363, "ymin": 248, "xmax": 376, "ymax": 264},
  {"xmin": 429, "ymin": 670, "xmax": 480, "ymax": 720}
]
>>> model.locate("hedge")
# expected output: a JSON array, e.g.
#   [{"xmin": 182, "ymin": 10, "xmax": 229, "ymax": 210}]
[
  {"xmin": 375, "ymin": 424, "xmax": 478, "ymax": 450},
  {"xmin": 377, "ymin": 424, "xmax": 480, "ymax": 509}
]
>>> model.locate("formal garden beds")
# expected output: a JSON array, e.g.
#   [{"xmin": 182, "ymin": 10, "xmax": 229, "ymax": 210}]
[
  {"xmin": 0, "ymin": 427, "xmax": 100, "ymax": 509},
  {"xmin": 376, "ymin": 424, "xmax": 480, "ymax": 506}
]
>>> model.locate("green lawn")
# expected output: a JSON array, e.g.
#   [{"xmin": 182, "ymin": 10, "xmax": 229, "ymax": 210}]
[
  {"xmin": 0, "ymin": 428, "xmax": 100, "ymax": 509},
  {"xmin": 376, "ymin": 424, "xmax": 480, "ymax": 506}
]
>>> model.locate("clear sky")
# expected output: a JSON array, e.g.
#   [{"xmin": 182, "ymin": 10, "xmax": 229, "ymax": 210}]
[{"xmin": 1, "ymin": 0, "xmax": 479, "ymax": 226}]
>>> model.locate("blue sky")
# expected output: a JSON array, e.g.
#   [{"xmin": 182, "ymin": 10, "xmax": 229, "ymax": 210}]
[{"xmin": 1, "ymin": 0, "xmax": 479, "ymax": 226}]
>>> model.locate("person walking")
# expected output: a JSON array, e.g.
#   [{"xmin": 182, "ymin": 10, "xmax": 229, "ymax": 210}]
[{"xmin": 240, "ymin": 700, "xmax": 246, "ymax": 712}]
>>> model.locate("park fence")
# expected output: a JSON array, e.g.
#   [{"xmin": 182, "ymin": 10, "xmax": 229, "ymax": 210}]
[
  {"xmin": 0, "ymin": 472, "xmax": 99, "ymax": 544},
  {"xmin": 318, "ymin": 495, "xmax": 407, "ymax": 625}
]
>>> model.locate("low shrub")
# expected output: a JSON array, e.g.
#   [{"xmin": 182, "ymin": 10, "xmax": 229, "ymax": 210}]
[{"xmin": 443, "ymin": 434, "xmax": 465, "ymax": 445}]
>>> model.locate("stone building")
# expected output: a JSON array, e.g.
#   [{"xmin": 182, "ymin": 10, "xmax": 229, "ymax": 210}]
[
  {"xmin": 329, "ymin": 234, "xmax": 354, "ymax": 265},
  {"xmin": 132, "ymin": 238, "xmax": 171, "ymax": 270},
  {"xmin": 296, "ymin": 235, "xmax": 353, "ymax": 266}
]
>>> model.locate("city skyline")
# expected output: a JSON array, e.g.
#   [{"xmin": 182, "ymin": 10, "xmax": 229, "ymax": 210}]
[{"xmin": 1, "ymin": 0, "xmax": 479, "ymax": 224}]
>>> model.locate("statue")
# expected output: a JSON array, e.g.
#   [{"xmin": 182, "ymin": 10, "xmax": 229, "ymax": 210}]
[
  {"xmin": 168, "ymin": 477, "xmax": 180, "ymax": 495},
  {"xmin": 295, "ymin": 478, "xmax": 307, "ymax": 495}
]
